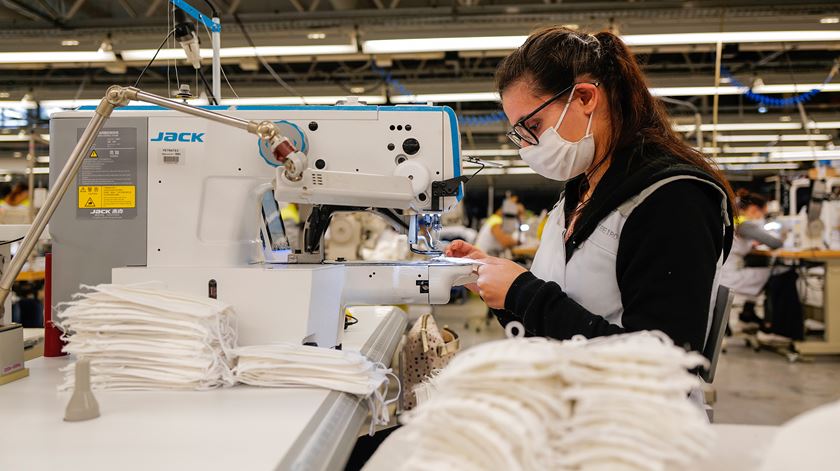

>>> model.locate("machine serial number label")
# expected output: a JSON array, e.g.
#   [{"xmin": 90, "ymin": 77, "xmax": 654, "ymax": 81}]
[{"xmin": 78, "ymin": 185, "xmax": 136, "ymax": 209}]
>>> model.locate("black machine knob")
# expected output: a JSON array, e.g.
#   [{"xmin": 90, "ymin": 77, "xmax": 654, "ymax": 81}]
[{"xmin": 402, "ymin": 138, "xmax": 420, "ymax": 155}]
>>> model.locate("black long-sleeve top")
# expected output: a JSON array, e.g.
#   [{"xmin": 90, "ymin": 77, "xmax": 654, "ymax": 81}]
[{"xmin": 494, "ymin": 152, "xmax": 734, "ymax": 352}]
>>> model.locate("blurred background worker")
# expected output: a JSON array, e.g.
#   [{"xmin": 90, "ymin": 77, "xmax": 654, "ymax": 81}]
[
  {"xmin": 721, "ymin": 190, "xmax": 784, "ymax": 330},
  {"xmin": 0, "ymin": 181, "xmax": 31, "ymax": 224},
  {"xmin": 474, "ymin": 193, "xmax": 523, "ymax": 257},
  {"xmin": 721, "ymin": 190, "xmax": 783, "ymax": 298},
  {"xmin": 0, "ymin": 182, "xmax": 30, "ymax": 207}
]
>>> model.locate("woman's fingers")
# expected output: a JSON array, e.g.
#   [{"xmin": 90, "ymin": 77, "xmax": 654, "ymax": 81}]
[{"xmin": 447, "ymin": 240, "xmax": 479, "ymax": 258}]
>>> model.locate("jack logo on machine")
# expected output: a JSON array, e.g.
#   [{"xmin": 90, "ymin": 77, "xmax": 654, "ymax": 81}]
[{"xmin": 150, "ymin": 131, "xmax": 204, "ymax": 143}]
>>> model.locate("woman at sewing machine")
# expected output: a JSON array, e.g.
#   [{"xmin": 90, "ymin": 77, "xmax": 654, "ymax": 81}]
[{"xmin": 447, "ymin": 27, "xmax": 735, "ymax": 352}]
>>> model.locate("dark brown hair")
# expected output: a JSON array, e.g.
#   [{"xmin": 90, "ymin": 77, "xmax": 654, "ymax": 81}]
[
  {"xmin": 495, "ymin": 26, "xmax": 736, "ymax": 214},
  {"xmin": 735, "ymin": 188, "xmax": 768, "ymax": 210}
]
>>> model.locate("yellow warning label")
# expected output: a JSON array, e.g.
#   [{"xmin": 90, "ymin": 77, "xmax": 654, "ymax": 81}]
[
  {"xmin": 78, "ymin": 186, "xmax": 101, "ymax": 208},
  {"xmin": 102, "ymin": 185, "xmax": 135, "ymax": 208},
  {"xmin": 78, "ymin": 185, "xmax": 135, "ymax": 209},
  {"xmin": 89, "ymin": 150, "xmax": 98, "ymax": 158}
]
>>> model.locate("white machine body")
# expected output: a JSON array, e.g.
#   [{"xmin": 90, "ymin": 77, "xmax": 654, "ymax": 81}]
[{"xmin": 51, "ymin": 104, "xmax": 468, "ymax": 347}]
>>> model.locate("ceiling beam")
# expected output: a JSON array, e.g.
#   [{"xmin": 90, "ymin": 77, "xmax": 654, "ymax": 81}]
[
  {"xmin": 227, "ymin": 0, "xmax": 242, "ymax": 14},
  {"xmin": 117, "ymin": 0, "xmax": 137, "ymax": 18},
  {"xmin": 144, "ymin": 0, "xmax": 163, "ymax": 17},
  {"xmin": 1, "ymin": 0, "xmax": 59, "ymax": 24},
  {"xmin": 65, "ymin": 0, "xmax": 87, "ymax": 20},
  {"xmin": 288, "ymin": 0, "xmax": 305, "ymax": 13}
]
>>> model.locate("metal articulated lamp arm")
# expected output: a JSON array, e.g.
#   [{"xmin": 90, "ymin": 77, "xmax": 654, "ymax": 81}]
[{"xmin": 0, "ymin": 85, "xmax": 306, "ymax": 314}]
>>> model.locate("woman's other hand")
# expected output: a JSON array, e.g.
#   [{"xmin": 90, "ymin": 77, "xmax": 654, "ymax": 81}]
[
  {"xmin": 445, "ymin": 240, "xmax": 487, "ymax": 260},
  {"xmin": 476, "ymin": 258, "xmax": 528, "ymax": 309}
]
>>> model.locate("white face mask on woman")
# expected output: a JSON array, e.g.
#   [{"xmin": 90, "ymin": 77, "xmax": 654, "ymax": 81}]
[{"xmin": 518, "ymin": 85, "xmax": 596, "ymax": 181}]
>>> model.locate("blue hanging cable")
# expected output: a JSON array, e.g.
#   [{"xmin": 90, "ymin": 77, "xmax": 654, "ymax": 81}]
[
  {"xmin": 721, "ymin": 61, "xmax": 838, "ymax": 108},
  {"xmin": 371, "ymin": 65, "xmax": 507, "ymax": 126}
]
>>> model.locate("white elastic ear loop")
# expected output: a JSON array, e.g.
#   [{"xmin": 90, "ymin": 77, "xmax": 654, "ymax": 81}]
[
  {"xmin": 553, "ymin": 98, "xmax": 574, "ymax": 131},
  {"xmin": 553, "ymin": 84, "xmax": 594, "ymax": 138},
  {"xmin": 553, "ymin": 83, "xmax": 579, "ymax": 131}
]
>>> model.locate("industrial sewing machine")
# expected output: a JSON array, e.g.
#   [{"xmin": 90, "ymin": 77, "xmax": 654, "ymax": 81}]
[{"xmin": 36, "ymin": 87, "xmax": 476, "ymax": 349}]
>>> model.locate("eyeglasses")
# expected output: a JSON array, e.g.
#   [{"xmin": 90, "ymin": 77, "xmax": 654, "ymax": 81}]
[{"xmin": 505, "ymin": 81, "xmax": 600, "ymax": 148}]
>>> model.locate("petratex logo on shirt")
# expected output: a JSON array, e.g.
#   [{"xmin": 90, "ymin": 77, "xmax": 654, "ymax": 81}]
[
  {"xmin": 150, "ymin": 131, "xmax": 205, "ymax": 143},
  {"xmin": 598, "ymin": 224, "xmax": 619, "ymax": 240}
]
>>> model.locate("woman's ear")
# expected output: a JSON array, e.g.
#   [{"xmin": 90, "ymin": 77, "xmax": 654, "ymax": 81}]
[{"xmin": 575, "ymin": 83, "xmax": 599, "ymax": 114}]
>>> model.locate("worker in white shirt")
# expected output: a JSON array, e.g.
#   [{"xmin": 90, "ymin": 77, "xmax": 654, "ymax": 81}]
[{"xmin": 474, "ymin": 195, "xmax": 523, "ymax": 257}]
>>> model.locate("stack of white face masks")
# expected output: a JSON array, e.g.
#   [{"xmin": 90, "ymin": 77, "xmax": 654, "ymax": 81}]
[
  {"xmin": 234, "ymin": 343, "xmax": 398, "ymax": 434},
  {"xmin": 365, "ymin": 330, "xmax": 712, "ymax": 471},
  {"xmin": 57, "ymin": 282, "xmax": 237, "ymax": 391}
]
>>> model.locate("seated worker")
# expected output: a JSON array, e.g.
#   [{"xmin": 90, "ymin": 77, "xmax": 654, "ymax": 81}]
[
  {"xmin": 447, "ymin": 27, "xmax": 734, "ymax": 353},
  {"xmin": 474, "ymin": 195, "xmax": 523, "ymax": 257},
  {"xmin": 720, "ymin": 189, "xmax": 783, "ymax": 327}
]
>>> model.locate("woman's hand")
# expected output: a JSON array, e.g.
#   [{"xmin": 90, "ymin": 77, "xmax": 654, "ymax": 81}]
[
  {"xmin": 476, "ymin": 257, "xmax": 528, "ymax": 309},
  {"xmin": 445, "ymin": 240, "xmax": 487, "ymax": 260}
]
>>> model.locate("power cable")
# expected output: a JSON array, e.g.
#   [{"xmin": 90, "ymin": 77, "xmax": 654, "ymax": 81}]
[
  {"xmin": 134, "ymin": 29, "xmax": 176, "ymax": 88},
  {"xmin": 198, "ymin": 67, "xmax": 218, "ymax": 105}
]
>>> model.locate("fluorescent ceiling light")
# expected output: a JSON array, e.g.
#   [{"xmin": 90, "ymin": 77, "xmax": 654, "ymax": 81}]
[
  {"xmin": 462, "ymin": 149, "xmax": 519, "ymax": 157},
  {"xmin": 674, "ymin": 123, "xmax": 802, "ymax": 132},
  {"xmin": 41, "ymin": 99, "xmax": 102, "ymax": 109},
  {"xmin": 622, "ymin": 31, "xmax": 840, "ymax": 46},
  {"xmin": 40, "ymin": 97, "xmax": 386, "ymax": 108},
  {"xmin": 651, "ymin": 83, "xmax": 840, "ymax": 97},
  {"xmin": 36, "ymin": 156, "xmax": 49, "ymax": 163},
  {"xmin": 650, "ymin": 86, "xmax": 738, "ymax": 97},
  {"xmin": 713, "ymin": 156, "xmax": 768, "ymax": 163},
  {"xmin": 0, "ymin": 134, "xmax": 33, "ymax": 142},
  {"xmin": 768, "ymin": 150, "xmax": 840, "ymax": 161},
  {"xmin": 0, "ymin": 100, "xmax": 36, "ymax": 110},
  {"xmin": 395, "ymin": 83, "xmax": 840, "ymax": 105},
  {"xmin": 391, "ymin": 92, "xmax": 500, "ymax": 104},
  {"xmin": 220, "ymin": 96, "xmax": 385, "ymax": 105},
  {"xmin": 26, "ymin": 167, "xmax": 49, "ymax": 174},
  {"xmin": 820, "ymin": 17, "xmax": 840, "ymax": 24},
  {"xmin": 715, "ymin": 134, "xmax": 833, "ymax": 142},
  {"xmin": 121, "ymin": 45, "xmax": 357, "ymax": 62},
  {"xmin": 364, "ymin": 36, "xmax": 527, "ymax": 54},
  {"xmin": 719, "ymin": 163, "xmax": 800, "ymax": 171},
  {"xmin": 363, "ymin": 31, "xmax": 840, "ymax": 55},
  {"xmin": 810, "ymin": 121, "xmax": 840, "ymax": 130},
  {"xmin": 0, "ymin": 51, "xmax": 115, "ymax": 63},
  {"xmin": 721, "ymin": 145, "xmax": 821, "ymax": 153}
]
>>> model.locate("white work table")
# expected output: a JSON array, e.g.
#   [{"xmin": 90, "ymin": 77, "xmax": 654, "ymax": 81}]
[
  {"xmin": 0, "ymin": 306, "xmax": 407, "ymax": 471},
  {"xmin": 694, "ymin": 424, "xmax": 777, "ymax": 470}
]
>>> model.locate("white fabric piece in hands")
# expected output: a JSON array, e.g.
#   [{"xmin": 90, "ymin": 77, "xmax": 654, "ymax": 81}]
[
  {"xmin": 57, "ymin": 283, "xmax": 238, "ymax": 391},
  {"xmin": 234, "ymin": 343, "xmax": 399, "ymax": 435},
  {"xmin": 364, "ymin": 331, "xmax": 712, "ymax": 471},
  {"xmin": 430, "ymin": 256, "xmax": 486, "ymax": 265}
]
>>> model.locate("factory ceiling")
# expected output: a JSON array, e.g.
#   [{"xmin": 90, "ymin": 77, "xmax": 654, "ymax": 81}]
[{"xmin": 0, "ymin": 0, "xmax": 838, "ymax": 175}]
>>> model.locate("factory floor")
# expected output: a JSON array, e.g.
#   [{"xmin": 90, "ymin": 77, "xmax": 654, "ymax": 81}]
[{"xmin": 431, "ymin": 297, "xmax": 840, "ymax": 426}]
